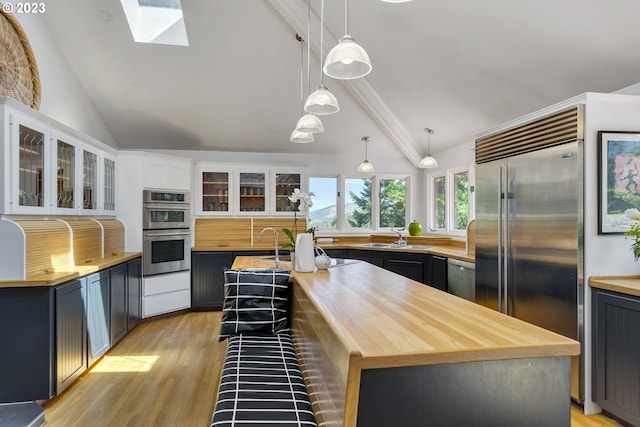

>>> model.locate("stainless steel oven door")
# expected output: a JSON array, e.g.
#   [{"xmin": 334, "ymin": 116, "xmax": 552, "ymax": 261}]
[
  {"xmin": 143, "ymin": 203, "xmax": 191, "ymax": 230},
  {"xmin": 143, "ymin": 229, "xmax": 191, "ymax": 276}
]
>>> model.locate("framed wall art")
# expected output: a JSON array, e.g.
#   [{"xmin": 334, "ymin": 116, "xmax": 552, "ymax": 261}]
[{"xmin": 598, "ymin": 130, "xmax": 640, "ymax": 234}]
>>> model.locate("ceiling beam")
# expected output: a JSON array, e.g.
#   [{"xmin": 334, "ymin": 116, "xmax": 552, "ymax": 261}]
[{"xmin": 267, "ymin": 0, "xmax": 424, "ymax": 167}]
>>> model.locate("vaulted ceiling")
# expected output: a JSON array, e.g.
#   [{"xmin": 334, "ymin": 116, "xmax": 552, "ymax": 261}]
[{"xmin": 42, "ymin": 0, "xmax": 640, "ymax": 166}]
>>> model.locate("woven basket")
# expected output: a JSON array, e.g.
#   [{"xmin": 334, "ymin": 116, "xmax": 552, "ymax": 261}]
[{"xmin": 0, "ymin": 10, "xmax": 40, "ymax": 110}]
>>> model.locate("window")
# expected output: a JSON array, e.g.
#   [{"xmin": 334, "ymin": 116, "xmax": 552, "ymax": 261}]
[
  {"xmin": 429, "ymin": 167, "xmax": 472, "ymax": 234},
  {"xmin": 433, "ymin": 175, "xmax": 446, "ymax": 229},
  {"xmin": 345, "ymin": 178, "xmax": 372, "ymax": 229},
  {"xmin": 120, "ymin": 0, "xmax": 189, "ymax": 46},
  {"xmin": 308, "ymin": 175, "xmax": 409, "ymax": 232},
  {"xmin": 379, "ymin": 178, "xmax": 406, "ymax": 228},
  {"xmin": 308, "ymin": 177, "xmax": 337, "ymax": 229},
  {"xmin": 452, "ymin": 170, "xmax": 469, "ymax": 231}
]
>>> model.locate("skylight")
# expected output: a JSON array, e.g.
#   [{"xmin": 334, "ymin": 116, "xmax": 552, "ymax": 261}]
[{"xmin": 120, "ymin": 0, "xmax": 189, "ymax": 46}]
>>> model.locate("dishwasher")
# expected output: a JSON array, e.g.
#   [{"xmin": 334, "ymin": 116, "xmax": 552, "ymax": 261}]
[{"xmin": 447, "ymin": 258, "xmax": 475, "ymax": 302}]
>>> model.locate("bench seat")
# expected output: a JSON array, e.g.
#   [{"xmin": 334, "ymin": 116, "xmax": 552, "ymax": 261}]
[{"xmin": 211, "ymin": 333, "xmax": 317, "ymax": 427}]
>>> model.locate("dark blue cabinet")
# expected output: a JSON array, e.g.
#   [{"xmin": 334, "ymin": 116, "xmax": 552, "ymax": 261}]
[
  {"xmin": 110, "ymin": 262, "xmax": 128, "ymax": 346},
  {"xmin": 0, "ymin": 286, "xmax": 55, "ymax": 402},
  {"xmin": 127, "ymin": 257, "xmax": 142, "ymax": 330},
  {"xmin": 55, "ymin": 278, "xmax": 87, "ymax": 394},
  {"xmin": 593, "ymin": 288, "xmax": 640, "ymax": 426}
]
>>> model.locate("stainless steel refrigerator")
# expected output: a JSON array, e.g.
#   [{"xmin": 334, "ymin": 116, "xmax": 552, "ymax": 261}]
[{"xmin": 475, "ymin": 140, "xmax": 584, "ymax": 402}]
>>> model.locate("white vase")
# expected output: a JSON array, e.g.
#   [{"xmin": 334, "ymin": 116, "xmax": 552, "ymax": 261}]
[{"xmin": 294, "ymin": 233, "xmax": 315, "ymax": 272}]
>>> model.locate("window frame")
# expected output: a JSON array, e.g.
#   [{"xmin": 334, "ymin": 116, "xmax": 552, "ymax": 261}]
[
  {"xmin": 428, "ymin": 165, "xmax": 474, "ymax": 236},
  {"xmin": 308, "ymin": 174, "xmax": 411, "ymax": 233}
]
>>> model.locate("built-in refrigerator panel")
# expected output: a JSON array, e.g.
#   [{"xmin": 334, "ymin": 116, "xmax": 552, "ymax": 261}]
[{"xmin": 475, "ymin": 141, "xmax": 583, "ymax": 401}]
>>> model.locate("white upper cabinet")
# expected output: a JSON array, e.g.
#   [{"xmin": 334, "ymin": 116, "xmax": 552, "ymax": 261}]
[
  {"xmin": 0, "ymin": 97, "xmax": 118, "ymax": 216},
  {"xmin": 142, "ymin": 155, "xmax": 192, "ymax": 191},
  {"xmin": 195, "ymin": 164, "xmax": 305, "ymax": 216}
]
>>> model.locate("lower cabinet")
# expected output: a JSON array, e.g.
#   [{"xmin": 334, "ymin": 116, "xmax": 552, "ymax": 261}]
[
  {"xmin": 191, "ymin": 250, "xmax": 273, "ymax": 309},
  {"xmin": 426, "ymin": 255, "xmax": 448, "ymax": 292},
  {"xmin": 110, "ymin": 263, "xmax": 128, "ymax": 346},
  {"xmin": 127, "ymin": 257, "xmax": 142, "ymax": 330},
  {"xmin": 345, "ymin": 249, "xmax": 430, "ymax": 284},
  {"xmin": 592, "ymin": 288, "xmax": 640, "ymax": 426},
  {"xmin": 0, "ymin": 257, "xmax": 142, "ymax": 403},
  {"xmin": 192, "ymin": 252, "xmax": 234, "ymax": 309},
  {"xmin": 0, "ymin": 286, "xmax": 55, "ymax": 402},
  {"xmin": 86, "ymin": 271, "xmax": 110, "ymax": 366},
  {"xmin": 55, "ymin": 278, "xmax": 87, "ymax": 395}
]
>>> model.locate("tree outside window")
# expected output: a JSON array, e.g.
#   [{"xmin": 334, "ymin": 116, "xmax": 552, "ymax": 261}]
[
  {"xmin": 346, "ymin": 178, "xmax": 372, "ymax": 228},
  {"xmin": 433, "ymin": 175, "xmax": 446, "ymax": 229},
  {"xmin": 379, "ymin": 179, "xmax": 406, "ymax": 228},
  {"xmin": 453, "ymin": 171, "xmax": 469, "ymax": 230}
]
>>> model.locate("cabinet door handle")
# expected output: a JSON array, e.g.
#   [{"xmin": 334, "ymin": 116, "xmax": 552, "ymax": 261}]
[{"xmin": 432, "ymin": 256, "xmax": 447, "ymax": 261}]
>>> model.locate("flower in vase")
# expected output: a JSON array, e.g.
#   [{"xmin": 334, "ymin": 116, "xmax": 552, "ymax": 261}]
[
  {"xmin": 624, "ymin": 208, "xmax": 640, "ymax": 261},
  {"xmin": 283, "ymin": 189, "xmax": 315, "ymax": 251}
]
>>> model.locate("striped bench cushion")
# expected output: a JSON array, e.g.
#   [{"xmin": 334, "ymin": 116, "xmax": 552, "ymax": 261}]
[{"xmin": 211, "ymin": 334, "xmax": 317, "ymax": 427}]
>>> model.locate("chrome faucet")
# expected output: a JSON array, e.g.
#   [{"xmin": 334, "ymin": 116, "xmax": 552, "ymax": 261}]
[
  {"xmin": 259, "ymin": 227, "xmax": 280, "ymax": 270},
  {"xmin": 392, "ymin": 228, "xmax": 407, "ymax": 247}
]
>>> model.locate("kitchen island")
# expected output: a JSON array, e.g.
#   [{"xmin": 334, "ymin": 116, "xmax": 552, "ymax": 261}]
[{"xmin": 232, "ymin": 256, "xmax": 580, "ymax": 427}]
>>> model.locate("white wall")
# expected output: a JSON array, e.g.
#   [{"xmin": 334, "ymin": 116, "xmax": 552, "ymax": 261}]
[
  {"xmin": 12, "ymin": 14, "xmax": 116, "ymax": 147},
  {"xmin": 581, "ymin": 92, "xmax": 640, "ymax": 413},
  {"xmin": 415, "ymin": 140, "xmax": 476, "ymax": 235}
]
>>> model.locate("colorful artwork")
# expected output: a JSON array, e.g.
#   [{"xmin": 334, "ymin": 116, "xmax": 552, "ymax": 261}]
[
  {"xmin": 599, "ymin": 131, "xmax": 640, "ymax": 234},
  {"xmin": 614, "ymin": 154, "xmax": 640, "ymax": 194}
]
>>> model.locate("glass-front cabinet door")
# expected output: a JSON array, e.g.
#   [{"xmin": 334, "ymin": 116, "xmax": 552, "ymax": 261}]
[
  {"xmin": 272, "ymin": 171, "xmax": 302, "ymax": 214},
  {"xmin": 9, "ymin": 112, "xmax": 51, "ymax": 214},
  {"xmin": 237, "ymin": 170, "xmax": 267, "ymax": 214},
  {"xmin": 101, "ymin": 150, "xmax": 117, "ymax": 215},
  {"xmin": 195, "ymin": 165, "xmax": 232, "ymax": 215},
  {"xmin": 202, "ymin": 171, "xmax": 230, "ymax": 213},
  {"xmin": 82, "ymin": 146, "xmax": 99, "ymax": 213},
  {"xmin": 50, "ymin": 131, "xmax": 81, "ymax": 214}
]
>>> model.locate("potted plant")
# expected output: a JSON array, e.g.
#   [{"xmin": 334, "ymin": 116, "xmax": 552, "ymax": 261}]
[
  {"xmin": 625, "ymin": 208, "xmax": 640, "ymax": 261},
  {"xmin": 282, "ymin": 189, "xmax": 314, "ymax": 253}
]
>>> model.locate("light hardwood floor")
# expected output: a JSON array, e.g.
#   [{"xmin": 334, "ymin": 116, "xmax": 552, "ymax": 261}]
[{"xmin": 43, "ymin": 311, "xmax": 623, "ymax": 427}]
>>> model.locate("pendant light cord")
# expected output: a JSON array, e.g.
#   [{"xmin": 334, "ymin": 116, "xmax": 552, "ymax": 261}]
[
  {"xmin": 298, "ymin": 34, "xmax": 304, "ymax": 116},
  {"xmin": 320, "ymin": 0, "xmax": 325, "ymax": 85},
  {"xmin": 344, "ymin": 0, "xmax": 349, "ymax": 35},
  {"xmin": 307, "ymin": 0, "xmax": 311, "ymax": 96}
]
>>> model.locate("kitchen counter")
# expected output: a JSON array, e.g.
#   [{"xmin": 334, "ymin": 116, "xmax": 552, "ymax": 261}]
[
  {"xmin": 232, "ymin": 256, "xmax": 579, "ymax": 426},
  {"xmin": 589, "ymin": 275, "xmax": 640, "ymax": 298},
  {"xmin": 0, "ymin": 252, "xmax": 141, "ymax": 288},
  {"xmin": 193, "ymin": 240, "xmax": 474, "ymax": 263}
]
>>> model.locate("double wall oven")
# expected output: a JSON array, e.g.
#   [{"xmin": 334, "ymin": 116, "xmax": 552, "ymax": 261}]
[{"xmin": 142, "ymin": 189, "xmax": 191, "ymax": 276}]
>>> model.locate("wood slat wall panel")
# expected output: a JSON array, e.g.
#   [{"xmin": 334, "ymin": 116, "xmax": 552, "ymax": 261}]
[
  {"xmin": 292, "ymin": 285, "xmax": 352, "ymax": 427},
  {"xmin": 96, "ymin": 219, "xmax": 125, "ymax": 257},
  {"xmin": 194, "ymin": 218, "xmax": 252, "ymax": 248},
  {"xmin": 476, "ymin": 106, "xmax": 583, "ymax": 163},
  {"xmin": 252, "ymin": 218, "xmax": 307, "ymax": 250},
  {"xmin": 14, "ymin": 220, "xmax": 72, "ymax": 277},
  {"xmin": 65, "ymin": 219, "xmax": 102, "ymax": 264}
]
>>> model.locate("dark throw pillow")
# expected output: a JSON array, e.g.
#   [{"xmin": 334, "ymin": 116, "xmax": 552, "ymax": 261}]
[{"xmin": 219, "ymin": 268, "xmax": 291, "ymax": 341}]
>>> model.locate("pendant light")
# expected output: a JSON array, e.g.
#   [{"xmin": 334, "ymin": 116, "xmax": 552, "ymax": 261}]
[
  {"xmin": 419, "ymin": 128, "xmax": 438, "ymax": 168},
  {"xmin": 357, "ymin": 136, "xmax": 374, "ymax": 172},
  {"xmin": 323, "ymin": 0, "xmax": 372, "ymax": 80},
  {"xmin": 304, "ymin": 0, "xmax": 339, "ymax": 115},
  {"xmin": 296, "ymin": 0, "xmax": 323, "ymax": 133},
  {"xmin": 291, "ymin": 34, "xmax": 314, "ymax": 143}
]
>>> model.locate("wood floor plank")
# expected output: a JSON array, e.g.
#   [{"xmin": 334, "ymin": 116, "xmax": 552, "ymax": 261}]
[
  {"xmin": 43, "ymin": 312, "xmax": 227, "ymax": 427},
  {"xmin": 43, "ymin": 311, "xmax": 621, "ymax": 427}
]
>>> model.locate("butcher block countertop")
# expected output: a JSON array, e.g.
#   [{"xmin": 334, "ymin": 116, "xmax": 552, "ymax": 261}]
[
  {"xmin": 232, "ymin": 256, "xmax": 579, "ymax": 367},
  {"xmin": 0, "ymin": 252, "xmax": 141, "ymax": 288},
  {"xmin": 589, "ymin": 276, "xmax": 640, "ymax": 298}
]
